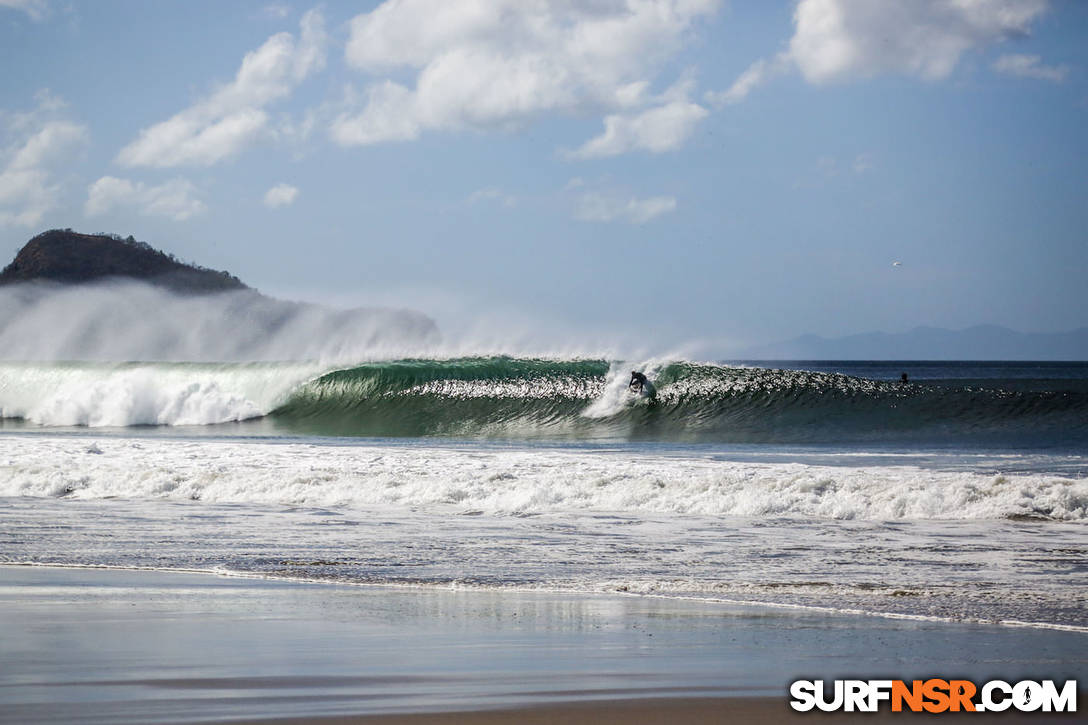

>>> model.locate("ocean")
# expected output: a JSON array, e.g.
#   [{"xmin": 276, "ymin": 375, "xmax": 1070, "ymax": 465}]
[{"xmin": 1, "ymin": 358, "xmax": 1085, "ymax": 630}]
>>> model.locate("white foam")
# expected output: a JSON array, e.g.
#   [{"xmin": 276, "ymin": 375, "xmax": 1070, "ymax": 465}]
[
  {"xmin": 582, "ymin": 358, "xmax": 669, "ymax": 418},
  {"xmin": 2, "ymin": 435, "xmax": 1084, "ymax": 521},
  {"xmin": 0, "ymin": 362, "xmax": 324, "ymax": 427}
]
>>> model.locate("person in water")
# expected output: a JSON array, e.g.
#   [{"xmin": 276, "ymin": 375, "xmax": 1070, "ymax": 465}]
[
  {"xmin": 630, "ymin": 371, "xmax": 657, "ymax": 400},
  {"xmin": 630, "ymin": 371, "xmax": 659, "ymax": 401}
]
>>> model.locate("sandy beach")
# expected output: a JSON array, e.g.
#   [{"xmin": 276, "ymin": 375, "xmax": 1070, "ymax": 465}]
[{"xmin": 1, "ymin": 565, "xmax": 1083, "ymax": 724}]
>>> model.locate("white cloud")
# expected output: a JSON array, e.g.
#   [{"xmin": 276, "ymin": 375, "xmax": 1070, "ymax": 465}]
[
  {"xmin": 263, "ymin": 183, "xmax": 299, "ymax": 208},
  {"xmin": 792, "ymin": 0, "xmax": 1047, "ymax": 83},
  {"xmin": 569, "ymin": 81, "xmax": 708, "ymax": 158},
  {"xmin": 334, "ymin": 0, "xmax": 717, "ymax": 152},
  {"xmin": 0, "ymin": 94, "xmax": 88, "ymax": 227},
  {"xmin": 576, "ymin": 192, "xmax": 677, "ymax": 224},
  {"xmin": 85, "ymin": 176, "xmax": 206, "ymax": 221},
  {"xmin": 816, "ymin": 156, "xmax": 839, "ymax": 177},
  {"xmin": 0, "ymin": 0, "xmax": 49, "ymax": 21},
  {"xmin": 7, "ymin": 120, "xmax": 85, "ymax": 171},
  {"xmin": 852, "ymin": 152, "xmax": 874, "ymax": 174},
  {"xmin": 719, "ymin": 0, "xmax": 1049, "ymax": 101},
  {"xmin": 331, "ymin": 81, "xmax": 422, "ymax": 146},
  {"xmin": 117, "ymin": 9, "xmax": 326, "ymax": 167},
  {"xmin": 467, "ymin": 187, "xmax": 516, "ymax": 207},
  {"xmin": 815, "ymin": 152, "xmax": 874, "ymax": 178},
  {"xmin": 992, "ymin": 53, "xmax": 1069, "ymax": 82},
  {"xmin": 706, "ymin": 53, "xmax": 791, "ymax": 106},
  {"xmin": 262, "ymin": 3, "xmax": 290, "ymax": 20}
]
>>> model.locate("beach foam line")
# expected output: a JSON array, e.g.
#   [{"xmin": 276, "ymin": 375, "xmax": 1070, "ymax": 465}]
[
  {"xmin": 6, "ymin": 562, "xmax": 1085, "ymax": 634},
  {"xmin": 2, "ymin": 435, "xmax": 1085, "ymax": 521}
]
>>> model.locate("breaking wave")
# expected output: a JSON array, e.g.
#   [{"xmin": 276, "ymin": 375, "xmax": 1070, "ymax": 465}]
[
  {"xmin": 0, "ymin": 361, "xmax": 322, "ymax": 427},
  {"xmin": 2, "ymin": 357, "xmax": 1087, "ymax": 445},
  {"xmin": 272, "ymin": 358, "xmax": 1088, "ymax": 443}
]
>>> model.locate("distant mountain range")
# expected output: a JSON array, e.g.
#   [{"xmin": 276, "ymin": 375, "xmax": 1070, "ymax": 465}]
[{"xmin": 739, "ymin": 325, "xmax": 1088, "ymax": 361}]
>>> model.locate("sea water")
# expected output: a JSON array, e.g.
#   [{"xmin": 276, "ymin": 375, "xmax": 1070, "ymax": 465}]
[{"xmin": 0, "ymin": 359, "xmax": 1085, "ymax": 630}]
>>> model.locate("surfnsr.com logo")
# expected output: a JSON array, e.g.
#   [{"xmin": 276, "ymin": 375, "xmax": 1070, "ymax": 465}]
[{"xmin": 789, "ymin": 679, "xmax": 1077, "ymax": 713}]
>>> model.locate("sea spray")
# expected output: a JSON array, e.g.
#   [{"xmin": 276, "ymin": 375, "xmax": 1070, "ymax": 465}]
[{"xmin": 0, "ymin": 280, "xmax": 439, "ymax": 362}]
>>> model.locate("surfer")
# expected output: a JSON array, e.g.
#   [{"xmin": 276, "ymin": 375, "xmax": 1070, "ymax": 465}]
[{"xmin": 630, "ymin": 371, "xmax": 657, "ymax": 400}]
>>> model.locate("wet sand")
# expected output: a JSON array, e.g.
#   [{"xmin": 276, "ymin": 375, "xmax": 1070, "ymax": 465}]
[
  {"xmin": 0, "ymin": 566, "xmax": 1083, "ymax": 724},
  {"xmin": 230, "ymin": 697, "xmax": 1085, "ymax": 724}
]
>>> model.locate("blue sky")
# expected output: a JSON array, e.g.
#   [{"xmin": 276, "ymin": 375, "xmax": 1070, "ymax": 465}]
[{"xmin": 0, "ymin": 0, "xmax": 1085, "ymax": 355}]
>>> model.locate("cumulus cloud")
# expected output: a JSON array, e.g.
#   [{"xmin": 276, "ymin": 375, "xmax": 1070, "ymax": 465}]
[
  {"xmin": 331, "ymin": 81, "xmax": 422, "ymax": 146},
  {"xmin": 0, "ymin": 93, "xmax": 88, "ymax": 227},
  {"xmin": 992, "ymin": 53, "xmax": 1069, "ymax": 82},
  {"xmin": 263, "ymin": 183, "xmax": 299, "ymax": 208},
  {"xmin": 85, "ymin": 176, "xmax": 206, "ymax": 221},
  {"xmin": 569, "ymin": 86, "xmax": 708, "ymax": 158},
  {"xmin": 333, "ymin": 0, "xmax": 717, "ymax": 153},
  {"xmin": 116, "ymin": 9, "xmax": 326, "ymax": 167},
  {"xmin": 718, "ymin": 0, "xmax": 1050, "ymax": 102},
  {"xmin": 0, "ymin": 0, "xmax": 49, "ymax": 21},
  {"xmin": 575, "ymin": 192, "xmax": 677, "ymax": 224}
]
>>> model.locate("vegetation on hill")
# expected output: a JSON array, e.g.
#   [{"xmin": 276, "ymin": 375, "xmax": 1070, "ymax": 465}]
[{"xmin": 0, "ymin": 229, "xmax": 247, "ymax": 293}]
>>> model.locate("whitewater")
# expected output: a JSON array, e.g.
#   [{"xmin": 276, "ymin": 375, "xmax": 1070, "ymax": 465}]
[
  {"xmin": 3, "ymin": 357, "xmax": 1087, "ymax": 445},
  {"xmin": 1, "ymin": 356, "xmax": 1085, "ymax": 630},
  {"xmin": 2, "ymin": 436, "xmax": 1085, "ymax": 521}
]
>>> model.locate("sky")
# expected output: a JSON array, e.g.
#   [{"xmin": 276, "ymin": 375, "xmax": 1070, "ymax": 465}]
[{"xmin": 0, "ymin": 0, "xmax": 1085, "ymax": 356}]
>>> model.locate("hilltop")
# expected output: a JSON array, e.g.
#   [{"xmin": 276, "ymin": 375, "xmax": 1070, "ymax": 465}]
[{"xmin": 0, "ymin": 229, "xmax": 247, "ymax": 294}]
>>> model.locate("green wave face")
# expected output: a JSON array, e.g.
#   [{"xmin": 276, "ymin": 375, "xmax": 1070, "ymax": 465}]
[
  {"xmin": 270, "ymin": 357, "xmax": 1088, "ymax": 445},
  {"xmin": 273, "ymin": 357, "xmax": 615, "ymax": 438}
]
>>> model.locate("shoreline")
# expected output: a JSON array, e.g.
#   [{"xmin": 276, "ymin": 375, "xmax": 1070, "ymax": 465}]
[
  {"xmin": 226, "ymin": 696, "xmax": 1085, "ymax": 724},
  {"xmin": 1, "ymin": 565, "xmax": 1084, "ymax": 724},
  {"xmin": 9, "ymin": 560, "xmax": 1087, "ymax": 634},
  {"xmin": 2, "ymin": 433, "xmax": 1084, "ymax": 633}
]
